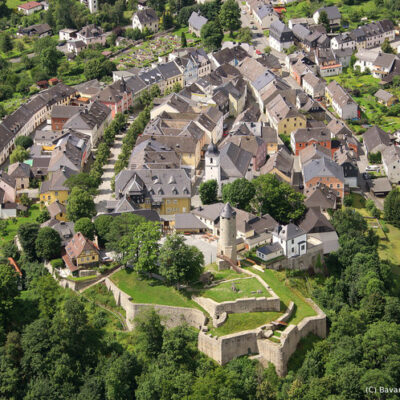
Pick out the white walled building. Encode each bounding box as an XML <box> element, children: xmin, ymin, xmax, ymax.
<box><xmin>204</xmin><ymin>141</ymin><xmax>221</xmax><ymax>195</ymax></box>
<box><xmin>272</xmin><ymin>223</ymin><xmax>307</xmax><ymax>258</ymax></box>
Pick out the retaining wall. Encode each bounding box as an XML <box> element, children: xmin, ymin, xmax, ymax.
<box><xmin>197</xmin><ymin>298</ymin><xmax>326</xmax><ymax>377</ymax></box>
<box><xmin>104</xmin><ymin>277</ymin><xmax>207</xmax><ymax>330</ymax></box>
<box><xmin>193</xmin><ymin>295</ymin><xmax>281</xmax><ymax>319</ymax></box>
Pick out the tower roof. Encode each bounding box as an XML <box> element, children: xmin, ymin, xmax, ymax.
<box><xmin>206</xmin><ymin>140</ymin><xmax>219</xmax><ymax>156</ymax></box>
<box><xmin>220</xmin><ymin>202</ymin><xmax>236</xmax><ymax>218</ymax></box>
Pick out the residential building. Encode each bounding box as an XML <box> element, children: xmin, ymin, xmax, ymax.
<box><xmin>291</xmin><ymin>127</ymin><xmax>332</xmax><ymax>156</ymax></box>
<box><xmin>272</xmin><ymin>223</ymin><xmax>307</xmax><ymax>258</ymax></box>
<box><xmin>96</xmin><ymin>79</ymin><xmax>133</xmax><ymax>118</ymax></box>
<box><xmin>252</xmin><ymin>4</ymin><xmax>279</xmax><ymax>29</ymax></box>
<box><xmin>333</xmin><ymin>146</ymin><xmax>359</xmax><ymax>188</ymax></box>
<box><xmin>0</xmin><ymin>172</ymin><xmax>16</xmax><ymax>203</ymax></box>
<box><xmin>304</xmin><ymin>183</ymin><xmax>337</xmax><ymax>211</ymax></box>
<box><xmin>363</xmin><ymin>125</ymin><xmax>392</xmax><ymax>155</ymax></box>
<box><xmin>325</xmin><ymin>81</ymin><xmax>358</xmax><ymax>120</ymax></box>
<box><xmin>114</xmin><ymin>169</ymin><xmax>191</xmax><ymax>215</ymax></box>
<box><xmin>332</xmin><ymin>48</ymin><xmax>353</xmax><ymax>68</ymax></box>
<box><xmin>39</xmin><ymin>166</ymin><xmax>75</xmax><ymax>206</ymax></box>
<box><xmin>59</xmin><ymin>28</ymin><xmax>77</xmax><ymax>41</ymax></box>
<box><xmin>188</xmin><ymin>11</ymin><xmax>208</xmax><ymax>37</ymax></box>
<box><xmin>315</xmin><ymin>48</ymin><xmax>342</xmax><ymax>77</ymax></box>
<box><xmin>157</xmin><ymin>61</ymin><xmax>184</xmax><ymax>93</ymax></box>
<box><xmin>299</xmin><ymin>208</ymin><xmax>339</xmax><ymax>254</ymax></box>
<box><xmin>265</xmin><ymin>94</ymin><xmax>306</xmax><ymax>135</ymax></box>
<box><xmin>132</xmin><ymin>8</ymin><xmax>159</xmax><ymax>32</ymax></box>
<box><xmin>327</xmin><ymin>119</ymin><xmax>352</xmax><ymax>139</ymax></box>
<box><xmin>303</xmin><ymin>157</ymin><xmax>345</xmax><ymax>199</ymax></box>
<box><xmin>8</xmin><ymin>162</ymin><xmax>32</xmax><ymax>190</ymax></box>
<box><xmin>354</xmin><ymin>49</ymin><xmax>377</xmax><ymax>73</ymax></box>
<box><xmin>17</xmin><ymin>1</ymin><xmax>42</xmax><ymax>14</ymax></box>
<box><xmin>47</xmin><ymin>200</ymin><xmax>67</xmax><ymax>221</ymax></box>
<box><xmin>76</xmin><ymin>24</ymin><xmax>106</xmax><ymax>46</ymax></box>
<box><xmin>17</xmin><ymin>23</ymin><xmax>52</xmax><ymax>37</ymax></box>
<box><xmin>259</xmin><ymin>147</ymin><xmax>293</xmax><ymax>183</ymax></box>
<box><xmin>64</xmin><ymin>232</ymin><xmax>100</xmax><ymax>274</ymax></box>
<box><xmin>269</xmin><ymin>20</ymin><xmax>294</xmax><ymax>52</ymax></box>
<box><xmin>0</xmin><ymin>83</ymin><xmax>76</xmax><ymax>164</ymax></box>
<box><xmin>313</xmin><ymin>6</ymin><xmax>341</xmax><ymax>27</ymax></box>
<box><xmin>375</xmin><ymin>89</ymin><xmax>397</xmax><ymax>107</ymax></box>
<box><xmin>382</xmin><ymin>145</ymin><xmax>400</xmax><ymax>184</ymax></box>
<box><xmin>42</xmin><ymin>220</ymin><xmax>75</xmax><ymax>246</ymax></box>
<box><xmin>51</xmin><ymin>105</ymin><xmax>81</xmax><ymax>131</ymax></box>
<box><xmin>63</xmin><ymin>100</ymin><xmax>112</xmax><ymax>146</ymax></box>
<box><xmin>209</xmin><ymin>45</ymin><xmax>249</xmax><ymax>68</ymax></box>
<box><xmin>372</xmin><ymin>52</ymin><xmax>397</xmax><ymax>79</ymax></box>
<box><xmin>302</xmin><ymin>72</ymin><xmax>326</xmax><ymax>99</ymax></box>
<box><xmin>370</xmin><ymin>176</ymin><xmax>392</xmax><ymax>196</ymax></box>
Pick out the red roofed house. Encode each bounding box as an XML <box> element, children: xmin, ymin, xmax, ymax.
<box><xmin>63</xmin><ymin>232</ymin><xmax>100</xmax><ymax>274</ymax></box>
<box><xmin>17</xmin><ymin>1</ymin><xmax>42</xmax><ymax>15</ymax></box>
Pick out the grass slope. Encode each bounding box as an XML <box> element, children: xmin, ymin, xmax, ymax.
<box><xmin>287</xmin><ymin>333</ymin><xmax>322</xmax><ymax>373</ymax></box>
<box><xmin>250</xmin><ymin>268</ymin><xmax>317</xmax><ymax>324</ymax></box>
<box><xmin>111</xmin><ymin>269</ymin><xmax>203</xmax><ymax>310</ymax></box>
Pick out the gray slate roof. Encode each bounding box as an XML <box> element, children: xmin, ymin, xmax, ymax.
<box><xmin>188</xmin><ymin>11</ymin><xmax>208</xmax><ymax>31</ymax></box>
<box><xmin>303</xmin><ymin>157</ymin><xmax>344</xmax><ymax>183</ymax></box>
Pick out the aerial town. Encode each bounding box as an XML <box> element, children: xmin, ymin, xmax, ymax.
<box><xmin>1</xmin><ymin>0</ymin><xmax>400</xmax><ymax>398</ymax></box>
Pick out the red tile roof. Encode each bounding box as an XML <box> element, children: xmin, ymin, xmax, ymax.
<box><xmin>18</xmin><ymin>1</ymin><xmax>42</xmax><ymax>10</ymax></box>
<box><xmin>8</xmin><ymin>257</ymin><xmax>22</xmax><ymax>277</ymax></box>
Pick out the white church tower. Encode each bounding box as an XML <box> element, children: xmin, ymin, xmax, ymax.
<box><xmin>205</xmin><ymin>140</ymin><xmax>221</xmax><ymax>195</ymax></box>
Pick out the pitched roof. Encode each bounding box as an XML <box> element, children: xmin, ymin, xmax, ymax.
<box><xmin>63</xmin><ymin>101</ymin><xmax>111</xmax><ymax>131</ymax></box>
<box><xmin>274</xmin><ymin>223</ymin><xmax>305</xmax><ymax>241</ymax></box>
<box><xmin>363</xmin><ymin>125</ymin><xmax>391</xmax><ymax>153</ymax></box>
<box><xmin>299</xmin><ymin>207</ymin><xmax>334</xmax><ymax>233</ymax></box>
<box><xmin>260</xmin><ymin>147</ymin><xmax>293</xmax><ymax>178</ymax></box>
<box><xmin>375</xmin><ymin>89</ymin><xmax>396</xmax><ymax>103</ymax></box>
<box><xmin>175</xmin><ymin>213</ymin><xmax>208</xmax><ymax>230</ymax></box>
<box><xmin>47</xmin><ymin>200</ymin><xmax>66</xmax><ymax>218</ymax></box>
<box><xmin>292</xmin><ymin>127</ymin><xmax>331</xmax><ymax>144</ymax></box>
<box><xmin>188</xmin><ymin>11</ymin><xmax>208</xmax><ymax>31</ymax></box>
<box><xmin>304</xmin><ymin>184</ymin><xmax>337</xmax><ymax>209</ymax></box>
<box><xmin>315</xmin><ymin>5</ymin><xmax>341</xmax><ymax>20</ymax></box>
<box><xmin>220</xmin><ymin>142</ymin><xmax>252</xmax><ymax>179</ymax></box>
<box><xmin>39</xmin><ymin>167</ymin><xmax>75</xmax><ymax>193</ymax></box>
<box><xmin>8</xmin><ymin>162</ymin><xmax>32</xmax><ymax>179</ymax></box>
<box><xmin>134</xmin><ymin>8</ymin><xmax>158</xmax><ymax>24</ymax></box>
<box><xmin>299</xmin><ymin>143</ymin><xmax>332</xmax><ymax>165</ymax></box>
<box><xmin>18</xmin><ymin>1</ymin><xmax>41</xmax><ymax>9</ymax></box>
<box><xmin>303</xmin><ymin>157</ymin><xmax>344</xmax><ymax>183</ymax></box>
<box><xmin>65</xmin><ymin>232</ymin><xmax>99</xmax><ymax>260</ymax></box>
<box><xmin>326</xmin><ymin>80</ymin><xmax>357</xmax><ymax>109</ymax></box>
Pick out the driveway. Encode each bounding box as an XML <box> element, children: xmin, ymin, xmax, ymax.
<box><xmin>94</xmin><ymin>133</ymin><xmax>123</xmax><ymax>213</ymax></box>
<box><xmin>183</xmin><ymin>234</ymin><xmax>218</xmax><ymax>265</ymax></box>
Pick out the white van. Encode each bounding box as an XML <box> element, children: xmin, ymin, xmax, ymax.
<box><xmin>365</xmin><ymin>165</ymin><xmax>380</xmax><ymax>172</ymax></box>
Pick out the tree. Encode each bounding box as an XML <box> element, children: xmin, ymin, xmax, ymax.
<box><xmin>15</xmin><ymin>136</ymin><xmax>33</xmax><ymax>149</ymax></box>
<box><xmin>0</xmin><ymin>34</ymin><xmax>12</xmax><ymax>53</ymax></box>
<box><xmin>94</xmin><ymin>215</ymin><xmax>113</xmax><ymax>247</ymax></box>
<box><xmin>36</xmin><ymin>209</ymin><xmax>50</xmax><ymax>224</ymax></box>
<box><xmin>40</xmin><ymin>47</ymin><xmax>62</xmax><ymax>76</ymax></box>
<box><xmin>18</xmin><ymin>223</ymin><xmax>40</xmax><ymax>260</ymax></box>
<box><xmin>381</xmin><ymin>38</ymin><xmax>395</xmax><ymax>54</ymax></box>
<box><xmin>35</xmin><ymin>227</ymin><xmax>61</xmax><ymax>260</ymax></box>
<box><xmin>251</xmin><ymin>174</ymin><xmax>306</xmax><ymax>223</ymax></box>
<box><xmin>219</xmin><ymin>0</ymin><xmax>241</xmax><ymax>36</ymax></box>
<box><xmin>133</xmin><ymin>308</ymin><xmax>164</xmax><ymax>362</ymax></box>
<box><xmin>199</xmin><ymin>179</ymin><xmax>218</xmax><ymax>205</ymax></box>
<box><xmin>1</xmin><ymin>241</ymin><xmax>19</xmax><ymax>261</ymax></box>
<box><xmin>158</xmin><ymin>234</ymin><xmax>204</xmax><ymax>285</ymax></box>
<box><xmin>201</xmin><ymin>20</ymin><xmax>223</xmax><ymax>51</ymax></box>
<box><xmin>9</xmin><ymin>146</ymin><xmax>29</xmax><ymax>164</ymax></box>
<box><xmin>66</xmin><ymin>187</ymin><xmax>96</xmax><ymax>222</ymax></box>
<box><xmin>0</xmin><ymin>263</ymin><xmax>19</xmax><ymax>326</ymax></box>
<box><xmin>318</xmin><ymin>10</ymin><xmax>330</xmax><ymax>32</ymax></box>
<box><xmin>237</xmin><ymin>27</ymin><xmax>252</xmax><ymax>43</ymax></box>
<box><xmin>181</xmin><ymin>31</ymin><xmax>187</xmax><ymax>47</ymax></box>
<box><xmin>0</xmin><ymin>219</ymin><xmax>8</xmax><ymax>237</ymax></box>
<box><xmin>343</xmin><ymin>195</ymin><xmax>353</xmax><ymax>207</ymax></box>
<box><xmin>74</xmin><ymin>218</ymin><xmax>95</xmax><ymax>240</ymax></box>
<box><xmin>384</xmin><ymin>188</ymin><xmax>400</xmax><ymax>227</ymax></box>
<box><xmin>222</xmin><ymin>178</ymin><xmax>255</xmax><ymax>211</ymax></box>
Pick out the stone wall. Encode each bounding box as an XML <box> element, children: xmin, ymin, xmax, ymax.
<box><xmin>104</xmin><ymin>277</ymin><xmax>207</xmax><ymax>330</ymax></box>
<box><xmin>193</xmin><ymin>295</ymin><xmax>281</xmax><ymax>319</ymax></box>
<box><xmin>197</xmin><ymin>298</ymin><xmax>326</xmax><ymax>377</ymax></box>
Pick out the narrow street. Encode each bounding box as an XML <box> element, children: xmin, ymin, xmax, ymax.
<box><xmin>94</xmin><ymin>133</ymin><xmax>123</xmax><ymax>213</ymax></box>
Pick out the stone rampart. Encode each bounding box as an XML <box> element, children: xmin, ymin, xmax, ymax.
<box><xmin>104</xmin><ymin>277</ymin><xmax>207</xmax><ymax>330</ymax></box>
<box><xmin>193</xmin><ymin>295</ymin><xmax>280</xmax><ymax>319</ymax></box>
<box><xmin>197</xmin><ymin>298</ymin><xmax>326</xmax><ymax>377</ymax></box>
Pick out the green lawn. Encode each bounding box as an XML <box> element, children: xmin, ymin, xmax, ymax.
<box><xmin>209</xmin><ymin>311</ymin><xmax>282</xmax><ymax>336</ymax></box>
<box><xmin>204</xmin><ymin>262</ymin><xmax>245</xmax><ymax>281</ymax></box>
<box><xmin>111</xmin><ymin>269</ymin><xmax>203</xmax><ymax>310</ymax></box>
<box><xmin>0</xmin><ymin>204</ymin><xmax>41</xmax><ymax>243</ymax></box>
<box><xmin>202</xmin><ymin>278</ymin><xmax>269</xmax><ymax>303</ymax></box>
<box><xmin>287</xmin><ymin>333</ymin><xmax>322</xmax><ymax>373</ymax></box>
<box><xmin>250</xmin><ymin>268</ymin><xmax>317</xmax><ymax>324</ymax></box>
<box><xmin>6</xmin><ymin>0</ymin><xmax>22</xmax><ymax>9</ymax></box>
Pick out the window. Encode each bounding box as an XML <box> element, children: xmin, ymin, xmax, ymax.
<box><xmin>291</xmin><ymin>247</ymin><xmax>294</xmax><ymax>253</ymax></box>
<box><xmin>337</xmin><ymin>184</ymin><xmax>340</xmax><ymax>188</ymax></box>
<box><xmin>301</xmin><ymin>245</ymin><xmax>305</xmax><ymax>250</ymax></box>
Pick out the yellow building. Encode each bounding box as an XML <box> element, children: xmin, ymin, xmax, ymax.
<box><xmin>39</xmin><ymin>169</ymin><xmax>72</xmax><ymax>206</ymax></box>
<box><xmin>64</xmin><ymin>232</ymin><xmax>100</xmax><ymax>274</ymax></box>
<box><xmin>47</xmin><ymin>200</ymin><xmax>68</xmax><ymax>221</ymax></box>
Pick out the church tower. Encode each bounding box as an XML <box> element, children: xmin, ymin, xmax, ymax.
<box><xmin>204</xmin><ymin>140</ymin><xmax>221</xmax><ymax>195</ymax></box>
<box><xmin>217</xmin><ymin>203</ymin><xmax>237</xmax><ymax>270</ymax></box>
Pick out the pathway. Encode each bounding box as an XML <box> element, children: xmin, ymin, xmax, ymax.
<box><xmin>94</xmin><ymin>133</ymin><xmax>124</xmax><ymax>213</ymax></box>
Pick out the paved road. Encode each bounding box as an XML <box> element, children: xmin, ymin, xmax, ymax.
<box><xmin>94</xmin><ymin>133</ymin><xmax>124</xmax><ymax>213</ymax></box>
<box><xmin>9</xmin><ymin>52</ymin><xmax>35</xmax><ymax>63</ymax></box>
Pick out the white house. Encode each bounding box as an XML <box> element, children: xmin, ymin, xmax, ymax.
<box><xmin>313</xmin><ymin>6</ymin><xmax>341</xmax><ymax>27</ymax></box>
<box><xmin>272</xmin><ymin>223</ymin><xmax>307</xmax><ymax>258</ymax></box>
<box><xmin>354</xmin><ymin>49</ymin><xmax>377</xmax><ymax>73</ymax></box>
<box><xmin>252</xmin><ymin>4</ymin><xmax>279</xmax><ymax>30</ymax></box>
<box><xmin>132</xmin><ymin>8</ymin><xmax>159</xmax><ymax>32</ymax></box>
<box><xmin>17</xmin><ymin>1</ymin><xmax>42</xmax><ymax>15</ymax></box>
<box><xmin>59</xmin><ymin>29</ymin><xmax>77</xmax><ymax>41</ymax></box>
<box><xmin>80</xmin><ymin>0</ymin><xmax>98</xmax><ymax>13</ymax></box>
<box><xmin>382</xmin><ymin>145</ymin><xmax>400</xmax><ymax>184</ymax></box>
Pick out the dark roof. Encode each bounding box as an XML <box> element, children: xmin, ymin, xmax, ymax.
<box><xmin>175</xmin><ymin>213</ymin><xmax>208</xmax><ymax>230</ymax></box>
<box><xmin>8</xmin><ymin>162</ymin><xmax>32</xmax><ymax>179</ymax></box>
<box><xmin>212</xmin><ymin>46</ymin><xmax>249</xmax><ymax>65</ymax></box>
<box><xmin>274</xmin><ymin>223</ymin><xmax>305</xmax><ymax>240</ymax></box>
<box><xmin>370</xmin><ymin>177</ymin><xmax>392</xmax><ymax>194</ymax></box>
<box><xmin>135</xmin><ymin>8</ymin><xmax>158</xmax><ymax>24</ymax></box>
<box><xmin>304</xmin><ymin>184</ymin><xmax>337</xmax><ymax>209</ymax></box>
<box><xmin>220</xmin><ymin>202</ymin><xmax>235</xmax><ymax>218</ymax></box>
<box><xmin>303</xmin><ymin>157</ymin><xmax>344</xmax><ymax>183</ymax></box>
<box><xmin>257</xmin><ymin>242</ymin><xmax>282</xmax><ymax>255</ymax></box>
<box><xmin>315</xmin><ymin>6</ymin><xmax>341</xmax><ymax>20</ymax></box>
<box><xmin>188</xmin><ymin>11</ymin><xmax>208</xmax><ymax>31</ymax></box>
<box><xmin>299</xmin><ymin>207</ymin><xmax>334</xmax><ymax>233</ymax></box>
<box><xmin>220</xmin><ymin>142</ymin><xmax>252</xmax><ymax>179</ymax></box>
<box><xmin>363</xmin><ymin>125</ymin><xmax>391</xmax><ymax>153</ymax></box>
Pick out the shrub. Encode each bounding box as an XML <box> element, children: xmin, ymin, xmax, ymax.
<box><xmin>343</xmin><ymin>195</ymin><xmax>353</xmax><ymax>207</ymax></box>
<box><xmin>50</xmin><ymin>258</ymin><xmax>64</xmax><ymax>270</ymax></box>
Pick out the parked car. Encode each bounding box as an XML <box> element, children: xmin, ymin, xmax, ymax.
<box><xmin>366</xmin><ymin>165</ymin><xmax>380</xmax><ymax>172</ymax></box>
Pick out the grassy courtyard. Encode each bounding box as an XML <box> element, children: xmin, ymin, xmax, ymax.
<box><xmin>209</xmin><ymin>311</ymin><xmax>282</xmax><ymax>336</ymax></box>
<box><xmin>111</xmin><ymin>269</ymin><xmax>203</xmax><ymax>310</ymax></box>
<box><xmin>202</xmin><ymin>278</ymin><xmax>269</xmax><ymax>303</ymax></box>
<box><xmin>249</xmin><ymin>268</ymin><xmax>317</xmax><ymax>324</ymax></box>
<box><xmin>0</xmin><ymin>204</ymin><xmax>41</xmax><ymax>243</ymax></box>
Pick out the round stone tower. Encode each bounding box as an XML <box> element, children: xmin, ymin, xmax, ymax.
<box><xmin>217</xmin><ymin>202</ymin><xmax>237</xmax><ymax>270</ymax></box>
